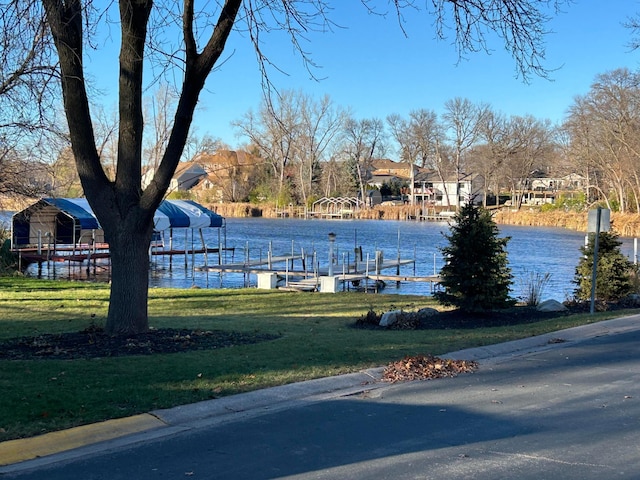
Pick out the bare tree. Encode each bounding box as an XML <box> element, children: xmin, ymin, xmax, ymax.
<box><xmin>233</xmin><ymin>92</ymin><xmax>300</xmax><ymax>205</ymax></box>
<box><xmin>48</xmin><ymin>145</ymin><xmax>82</xmax><ymax>197</ymax></box>
<box><xmin>429</xmin><ymin>0</ymin><xmax>566</xmax><ymax>81</ymax></box>
<box><xmin>143</xmin><ymin>84</ymin><xmax>178</xmax><ymax>172</ymax></box>
<box><xmin>388</xmin><ymin>109</ymin><xmax>449</xmax><ymax>205</ymax></box>
<box><xmin>235</xmin><ymin>90</ymin><xmax>345</xmax><ymax>205</ymax></box>
<box><xmin>624</xmin><ymin>12</ymin><xmax>640</xmax><ymax>52</ymax></box>
<box><xmin>563</xmin><ymin>98</ymin><xmax>608</xmax><ymax>207</ymax></box>
<box><xmin>388</xmin><ymin>109</ymin><xmax>444</xmax><ymax>169</ymax></box>
<box><xmin>565</xmin><ymin>68</ymin><xmax>640</xmax><ymax>213</ymax></box>
<box><xmin>467</xmin><ymin>143</ymin><xmax>497</xmax><ymax>206</ymax></box>
<box><xmin>0</xmin><ymin>1</ymin><xmax>61</xmax><ymax>202</ymax></box>
<box><xmin>0</xmin><ymin>1</ymin><xmax>58</xmax><ymax>131</ymax></box>
<box><xmin>31</xmin><ymin>0</ymin><xmax>571</xmax><ymax>335</ymax></box>
<box><xmin>0</xmin><ymin>143</ymin><xmax>51</xmax><ymax>199</ymax></box>
<box><xmin>295</xmin><ymin>93</ymin><xmax>345</xmax><ymax>205</ymax></box>
<box><xmin>442</xmin><ymin>97</ymin><xmax>489</xmax><ymax>208</ymax></box>
<box><xmin>501</xmin><ymin>115</ymin><xmax>555</xmax><ymax>208</ymax></box>
<box><xmin>320</xmin><ymin>156</ymin><xmax>352</xmax><ymax>197</ymax></box>
<box><xmin>183</xmin><ymin>134</ymin><xmax>228</xmax><ymax>165</ymax></box>
<box><xmin>342</xmin><ymin>116</ymin><xmax>386</xmax><ymax>204</ymax></box>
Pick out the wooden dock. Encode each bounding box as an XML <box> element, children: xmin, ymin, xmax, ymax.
<box><xmin>199</xmin><ymin>254</ymin><xmax>440</xmax><ymax>293</ymax></box>
<box><xmin>198</xmin><ymin>254</ymin><xmax>308</xmax><ymax>274</ymax></box>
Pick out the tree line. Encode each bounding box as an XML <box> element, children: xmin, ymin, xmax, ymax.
<box><xmin>39</xmin><ymin>69</ymin><xmax>640</xmax><ymax>214</ymax></box>
<box><xmin>187</xmin><ymin>68</ymin><xmax>640</xmax><ymax>214</ymax></box>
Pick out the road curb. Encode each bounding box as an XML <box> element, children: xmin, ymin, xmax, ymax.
<box><xmin>0</xmin><ymin>413</ymin><xmax>166</xmax><ymax>467</ymax></box>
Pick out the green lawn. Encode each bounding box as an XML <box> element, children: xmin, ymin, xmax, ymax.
<box><xmin>0</xmin><ymin>277</ymin><xmax>634</xmax><ymax>441</ymax></box>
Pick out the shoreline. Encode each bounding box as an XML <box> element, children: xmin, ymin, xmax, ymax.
<box><xmin>4</xmin><ymin>196</ymin><xmax>639</xmax><ymax>238</ymax></box>
<box><xmin>207</xmin><ymin>202</ymin><xmax>640</xmax><ymax>238</ymax></box>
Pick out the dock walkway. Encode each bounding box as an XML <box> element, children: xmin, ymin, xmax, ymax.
<box><xmin>201</xmin><ymin>254</ymin><xmax>439</xmax><ymax>293</ymax></box>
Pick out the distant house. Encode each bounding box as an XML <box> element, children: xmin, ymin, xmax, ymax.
<box><xmin>560</xmin><ymin>173</ymin><xmax>587</xmax><ymax>190</ymax></box>
<box><xmin>521</xmin><ymin>170</ymin><xmax>587</xmax><ymax>192</ymax></box>
<box><xmin>367</xmin><ymin>174</ymin><xmax>403</xmax><ymax>189</ymax></box>
<box><xmin>143</xmin><ymin>150</ymin><xmax>262</xmax><ymax>202</ymax></box>
<box><xmin>171</xmin><ymin>162</ymin><xmax>208</xmax><ymax>191</ymax></box>
<box><xmin>411</xmin><ymin>171</ymin><xmax>485</xmax><ymax>208</ymax></box>
<box><xmin>141</xmin><ymin>161</ymin><xmax>207</xmax><ymax>191</ymax></box>
<box><xmin>518</xmin><ymin>170</ymin><xmax>588</xmax><ymax>206</ymax></box>
<box><xmin>192</xmin><ymin>150</ymin><xmax>262</xmax><ymax>202</ymax></box>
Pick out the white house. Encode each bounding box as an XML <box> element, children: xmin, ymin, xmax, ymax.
<box><xmin>411</xmin><ymin>171</ymin><xmax>485</xmax><ymax>208</ymax></box>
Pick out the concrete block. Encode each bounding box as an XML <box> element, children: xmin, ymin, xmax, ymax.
<box><xmin>319</xmin><ymin>276</ymin><xmax>339</xmax><ymax>293</ymax></box>
<box><xmin>257</xmin><ymin>272</ymin><xmax>279</xmax><ymax>290</ymax></box>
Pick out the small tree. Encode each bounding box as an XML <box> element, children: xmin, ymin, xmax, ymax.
<box><xmin>573</xmin><ymin>231</ymin><xmax>638</xmax><ymax>302</ymax></box>
<box><xmin>435</xmin><ymin>203</ymin><xmax>514</xmax><ymax>312</ymax></box>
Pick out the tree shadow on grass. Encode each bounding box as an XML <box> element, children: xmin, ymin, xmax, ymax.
<box><xmin>0</xmin><ymin>325</ymin><xmax>281</xmax><ymax>360</ymax></box>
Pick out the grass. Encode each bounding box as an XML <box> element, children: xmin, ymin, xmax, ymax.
<box><xmin>0</xmin><ymin>276</ymin><xmax>637</xmax><ymax>442</ymax></box>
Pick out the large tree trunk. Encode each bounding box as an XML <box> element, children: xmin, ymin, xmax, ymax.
<box><xmin>105</xmin><ymin>221</ymin><xmax>153</xmax><ymax>335</ymax></box>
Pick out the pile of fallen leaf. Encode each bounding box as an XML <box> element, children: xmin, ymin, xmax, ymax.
<box><xmin>382</xmin><ymin>354</ymin><xmax>478</xmax><ymax>383</ymax></box>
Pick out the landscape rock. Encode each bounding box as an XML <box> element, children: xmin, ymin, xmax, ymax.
<box><xmin>536</xmin><ymin>299</ymin><xmax>567</xmax><ymax>312</ymax></box>
<box><xmin>379</xmin><ymin>310</ymin><xmax>402</xmax><ymax>327</ymax></box>
<box><xmin>417</xmin><ymin>307</ymin><xmax>439</xmax><ymax>318</ymax></box>
<box><xmin>623</xmin><ymin>293</ymin><xmax>640</xmax><ymax>307</ymax></box>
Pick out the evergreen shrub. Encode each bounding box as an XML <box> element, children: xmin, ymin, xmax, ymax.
<box><xmin>434</xmin><ymin>203</ymin><xmax>514</xmax><ymax>313</ymax></box>
<box><xmin>573</xmin><ymin>231</ymin><xmax>638</xmax><ymax>302</ymax></box>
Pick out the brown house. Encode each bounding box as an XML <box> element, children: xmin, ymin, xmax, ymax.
<box><xmin>184</xmin><ymin>150</ymin><xmax>263</xmax><ymax>202</ymax></box>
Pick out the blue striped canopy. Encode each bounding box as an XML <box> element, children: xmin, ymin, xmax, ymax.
<box><xmin>40</xmin><ymin>198</ymin><xmax>224</xmax><ymax>231</ymax></box>
<box><xmin>153</xmin><ymin>199</ymin><xmax>224</xmax><ymax>230</ymax></box>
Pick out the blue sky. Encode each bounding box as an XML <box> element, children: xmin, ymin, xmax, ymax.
<box><xmin>88</xmin><ymin>1</ymin><xmax>640</xmax><ymax>152</ymax></box>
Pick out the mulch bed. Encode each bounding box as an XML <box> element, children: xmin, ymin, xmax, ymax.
<box><xmin>0</xmin><ymin>325</ymin><xmax>280</xmax><ymax>360</ymax></box>
<box><xmin>353</xmin><ymin>305</ymin><xmax>569</xmax><ymax>330</ymax></box>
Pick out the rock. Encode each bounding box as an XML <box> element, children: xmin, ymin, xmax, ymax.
<box><xmin>536</xmin><ymin>299</ymin><xmax>567</xmax><ymax>312</ymax></box>
<box><xmin>417</xmin><ymin>307</ymin><xmax>439</xmax><ymax>318</ymax></box>
<box><xmin>624</xmin><ymin>293</ymin><xmax>640</xmax><ymax>307</ymax></box>
<box><xmin>379</xmin><ymin>310</ymin><xmax>402</xmax><ymax>327</ymax></box>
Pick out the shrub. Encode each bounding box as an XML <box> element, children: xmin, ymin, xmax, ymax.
<box><xmin>518</xmin><ymin>270</ymin><xmax>552</xmax><ymax>306</ymax></box>
<box><xmin>0</xmin><ymin>227</ymin><xmax>17</xmax><ymax>274</ymax></box>
<box><xmin>573</xmin><ymin>231</ymin><xmax>638</xmax><ymax>302</ymax></box>
<box><xmin>435</xmin><ymin>203</ymin><xmax>514</xmax><ymax>313</ymax></box>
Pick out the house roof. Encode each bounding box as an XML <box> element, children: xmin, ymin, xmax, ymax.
<box><xmin>370</xmin><ymin>159</ymin><xmax>415</xmax><ymax>177</ymax></box>
<box><xmin>413</xmin><ymin>171</ymin><xmax>481</xmax><ymax>183</ymax></box>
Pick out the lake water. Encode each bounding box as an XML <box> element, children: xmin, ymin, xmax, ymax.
<box><xmin>3</xmin><ymin>212</ymin><xmax>638</xmax><ymax>302</ymax></box>
<box><xmin>152</xmin><ymin>217</ymin><xmax>637</xmax><ymax>302</ymax></box>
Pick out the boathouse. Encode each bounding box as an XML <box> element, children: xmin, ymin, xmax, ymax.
<box><xmin>11</xmin><ymin>197</ymin><xmax>224</xmax><ymax>248</ymax></box>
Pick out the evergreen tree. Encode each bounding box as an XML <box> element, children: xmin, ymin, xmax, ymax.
<box><xmin>573</xmin><ymin>231</ymin><xmax>638</xmax><ymax>302</ymax></box>
<box><xmin>435</xmin><ymin>204</ymin><xmax>514</xmax><ymax>312</ymax></box>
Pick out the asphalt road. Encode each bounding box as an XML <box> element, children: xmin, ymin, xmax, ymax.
<box><xmin>4</xmin><ymin>315</ymin><xmax>640</xmax><ymax>479</ymax></box>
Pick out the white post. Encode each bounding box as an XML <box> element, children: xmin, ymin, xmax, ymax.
<box><xmin>365</xmin><ymin>252</ymin><xmax>370</xmax><ymax>293</ymax></box>
<box><xmin>590</xmin><ymin>207</ymin><xmax>602</xmax><ymax>315</ymax></box>
<box><xmin>328</xmin><ymin>232</ymin><xmax>336</xmax><ymax>276</ymax></box>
